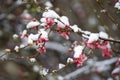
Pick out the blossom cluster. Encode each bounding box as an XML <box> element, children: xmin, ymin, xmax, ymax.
<box><xmin>114</xmin><ymin>0</ymin><xmax>120</xmax><ymax>10</ymax></box>
<box><xmin>10</xmin><ymin>8</ymin><xmax>113</xmax><ymax>67</ymax></box>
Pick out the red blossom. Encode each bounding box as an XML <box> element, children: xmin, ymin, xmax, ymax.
<box><xmin>57</xmin><ymin>26</ymin><xmax>70</xmax><ymax>40</ymax></box>
<box><xmin>116</xmin><ymin>58</ymin><xmax>120</xmax><ymax>67</ymax></box>
<box><xmin>45</xmin><ymin>17</ymin><xmax>55</xmax><ymax>28</ymax></box>
<box><xmin>83</xmin><ymin>39</ymin><xmax>96</xmax><ymax>49</ymax></box>
<box><xmin>83</xmin><ymin>39</ymin><xmax>112</xmax><ymax>58</ymax></box>
<box><xmin>37</xmin><ymin>46</ymin><xmax>46</xmax><ymax>54</ymax></box>
<box><xmin>38</xmin><ymin>38</ymin><xmax>49</xmax><ymax>43</ymax></box>
<box><xmin>20</xmin><ymin>34</ymin><xmax>29</xmax><ymax>39</ymax></box>
<box><xmin>101</xmin><ymin>48</ymin><xmax>112</xmax><ymax>58</ymax></box>
<box><xmin>74</xmin><ymin>53</ymin><xmax>87</xmax><ymax>67</ymax></box>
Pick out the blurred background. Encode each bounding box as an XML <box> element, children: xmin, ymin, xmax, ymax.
<box><xmin>0</xmin><ymin>0</ymin><xmax>120</xmax><ymax>80</ymax></box>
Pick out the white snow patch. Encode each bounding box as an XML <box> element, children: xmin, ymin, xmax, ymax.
<box><xmin>99</xmin><ymin>31</ymin><xmax>108</xmax><ymax>39</ymax></box>
<box><xmin>88</xmin><ymin>33</ymin><xmax>99</xmax><ymax>43</ymax></box>
<box><xmin>33</xmin><ymin>65</ymin><xmax>39</xmax><ymax>72</ymax></box>
<box><xmin>112</xmin><ymin>67</ymin><xmax>120</xmax><ymax>74</ymax></box>
<box><xmin>42</xmin><ymin>10</ymin><xmax>60</xmax><ymax>18</ymax></box>
<box><xmin>39</xmin><ymin>29</ymin><xmax>48</xmax><ymax>39</ymax></box>
<box><xmin>39</xmin><ymin>68</ymin><xmax>49</xmax><ymax>76</ymax></box>
<box><xmin>114</xmin><ymin>1</ymin><xmax>120</xmax><ymax>10</ymax></box>
<box><xmin>20</xmin><ymin>44</ymin><xmax>25</xmax><ymax>48</ymax></box>
<box><xmin>70</xmin><ymin>25</ymin><xmax>82</xmax><ymax>32</ymax></box>
<box><xmin>26</xmin><ymin>21</ymin><xmax>40</xmax><ymax>29</ymax></box>
<box><xmin>30</xmin><ymin>58</ymin><xmax>36</xmax><ymax>62</ymax></box>
<box><xmin>60</xmin><ymin>16</ymin><xmax>69</xmax><ymax>26</ymax></box>
<box><xmin>14</xmin><ymin>46</ymin><xmax>19</xmax><ymax>52</ymax></box>
<box><xmin>67</xmin><ymin>58</ymin><xmax>74</xmax><ymax>63</ymax></box>
<box><xmin>59</xmin><ymin>63</ymin><xmax>65</xmax><ymax>69</ymax></box>
<box><xmin>73</xmin><ymin>45</ymin><xmax>84</xmax><ymax>58</ymax></box>
<box><xmin>45</xmin><ymin>1</ymin><xmax>53</xmax><ymax>8</ymax></box>
<box><xmin>13</xmin><ymin>34</ymin><xmax>18</xmax><ymax>39</ymax></box>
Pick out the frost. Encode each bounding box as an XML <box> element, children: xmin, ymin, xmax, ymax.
<box><xmin>42</xmin><ymin>10</ymin><xmax>60</xmax><ymax>18</ymax></box>
<box><xmin>26</xmin><ymin>21</ymin><xmax>40</xmax><ymax>29</ymax></box>
<box><xmin>88</xmin><ymin>33</ymin><xmax>99</xmax><ymax>43</ymax></box>
<box><xmin>14</xmin><ymin>46</ymin><xmax>19</xmax><ymax>52</ymax></box>
<box><xmin>59</xmin><ymin>63</ymin><xmax>65</xmax><ymax>69</ymax></box>
<box><xmin>70</xmin><ymin>25</ymin><xmax>82</xmax><ymax>32</ymax></box>
<box><xmin>73</xmin><ymin>45</ymin><xmax>84</xmax><ymax>58</ymax></box>
<box><xmin>30</xmin><ymin>58</ymin><xmax>36</xmax><ymax>62</ymax></box>
<box><xmin>99</xmin><ymin>31</ymin><xmax>108</xmax><ymax>39</ymax></box>
<box><xmin>114</xmin><ymin>1</ymin><xmax>120</xmax><ymax>10</ymax></box>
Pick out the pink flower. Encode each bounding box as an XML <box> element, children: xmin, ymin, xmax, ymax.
<box><xmin>101</xmin><ymin>48</ymin><xmax>112</xmax><ymax>58</ymax></box>
<box><xmin>83</xmin><ymin>39</ymin><xmax>96</xmax><ymax>49</ymax></box>
<box><xmin>46</xmin><ymin>17</ymin><xmax>55</xmax><ymax>25</ymax></box>
<box><xmin>116</xmin><ymin>58</ymin><xmax>120</xmax><ymax>67</ymax></box>
<box><xmin>96</xmin><ymin>40</ymin><xmax>112</xmax><ymax>58</ymax></box>
<box><xmin>37</xmin><ymin>46</ymin><xmax>46</xmax><ymax>54</ymax></box>
<box><xmin>45</xmin><ymin>17</ymin><xmax>55</xmax><ymax>28</ymax></box>
<box><xmin>39</xmin><ymin>37</ymin><xmax>49</xmax><ymax>43</ymax></box>
<box><xmin>74</xmin><ymin>53</ymin><xmax>87</xmax><ymax>67</ymax></box>
<box><xmin>57</xmin><ymin>26</ymin><xmax>70</xmax><ymax>40</ymax></box>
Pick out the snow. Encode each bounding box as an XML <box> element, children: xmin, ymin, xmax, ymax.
<box><xmin>70</xmin><ymin>25</ymin><xmax>82</xmax><ymax>32</ymax></box>
<box><xmin>13</xmin><ymin>34</ymin><xmax>18</xmax><ymax>39</ymax></box>
<box><xmin>14</xmin><ymin>46</ymin><xmax>19</xmax><ymax>52</ymax></box>
<box><xmin>84</xmin><ymin>31</ymin><xmax>91</xmax><ymax>35</ymax></box>
<box><xmin>5</xmin><ymin>49</ymin><xmax>11</xmax><ymax>52</ymax></box>
<box><xmin>73</xmin><ymin>45</ymin><xmax>84</xmax><ymax>58</ymax></box>
<box><xmin>60</xmin><ymin>16</ymin><xmax>70</xmax><ymax>26</ymax></box>
<box><xmin>99</xmin><ymin>31</ymin><xmax>108</xmax><ymax>39</ymax></box>
<box><xmin>26</xmin><ymin>21</ymin><xmax>40</xmax><ymax>29</ymax></box>
<box><xmin>55</xmin><ymin>19</ymin><xmax>65</xmax><ymax>28</ymax></box>
<box><xmin>39</xmin><ymin>29</ymin><xmax>48</xmax><ymax>39</ymax></box>
<box><xmin>59</xmin><ymin>63</ymin><xmax>65</xmax><ymax>69</ymax></box>
<box><xmin>30</xmin><ymin>58</ymin><xmax>36</xmax><ymax>62</ymax></box>
<box><xmin>42</xmin><ymin>10</ymin><xmax>60</xmax><ymax>18</ymax></box>
<box><xmin>88</xmin><ymin>33</ymin><xmax>99</xmax><ymax>43</ymax></box>
<box><xmin>40</xmin><ymin>18</ymin><xmax>46</xmax><ymax>23</ymax></box>
<box><xmin>28</xmin><ymin>38</ymin><xmax>33</xmax><ymax>45</ymax></box>
<box><xmin>33</xmin><ymin>65</ymin><xmax>39</xmax><ymax>72</ymax></box>
<box><xmin>67</xmin><ymin>58</ymin><xmax>74</xmax><ymax>63</ymax></box>
<box><xmin>57</xmin><ymin>76</ymin><xmax>64</xmax><ymax>80</ymax></box>
<box><xmin>114</xmin><ymin>1</ymin><xmax>120</xmax><ymax>10</ymax></box>
<box><xmin>55</xmin><ymin>16</ymin><xmax>70</xmax><ymax>28</ymax></box>
<box><xmin>21</xmin><ymin>10</ymin><xmax>32</xmax><ymax>19</ymax></box>
<box><xmin>112</xmin><ymin>67</ymin><xmax>120</xmax><ymax>75</ymax></box>
<box><xmin>20</xmin><ymin>44</ymin><xmax>25</xmax><ymax>48</ymax></box>
<box><xmin>28</xmin><ymin>34</ymin><xmax>40</xmax><ymax>41</ymax></box>
<box><xmin>39</xmin><ymin>68</ymin><xmax>49</xmax><ymax>76</ymax></box>
<box><xmin>45</xmin><ymin>1</ymin><xmax>53</xmax><ymax>8</ymax></box>
<box><xmin>28</xmin><ymin>33</ymin><xmax>40</xmax><ymax>45</ymax></box>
